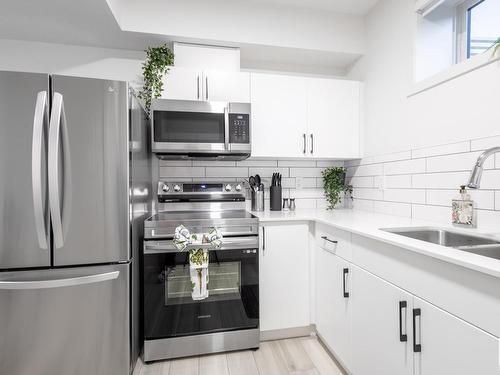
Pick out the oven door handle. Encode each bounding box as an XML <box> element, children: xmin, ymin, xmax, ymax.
<box><xmin>144</xmin><ymin>236</ymin><xmax>259</xmax><ymax>254</ymax></box>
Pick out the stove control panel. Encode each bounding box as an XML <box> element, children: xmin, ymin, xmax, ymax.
<box><xmin>157</xmin><ymin>181</ymin><xmax>246</xmax><ymax>202</ymax></box>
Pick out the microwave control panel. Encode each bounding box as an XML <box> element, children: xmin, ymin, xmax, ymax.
<box><xmin>229</xmin><ymin>113</ymin><xmax>250</xmax><ymax>144</ymax></box>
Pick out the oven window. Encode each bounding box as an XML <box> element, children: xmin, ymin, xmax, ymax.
<box><xmin>144</xmin><ymin>248</ymin><xmax>259</xmax><ymax>340</ymax></box>
<box><xmin>154</xmin><ymin>111</ymin><xmax>225</xmax><ymax>143</ymax></box>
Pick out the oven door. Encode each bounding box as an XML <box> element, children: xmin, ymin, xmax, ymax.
<box><xmin>151</xmin><ymin>100</ymin><xmax>227</xmax><ymax>153</ymax></box>
<box><xmin>143</xmin><ymin>236</ymin><xmax>259</xmax><ymax>341</ymax></box>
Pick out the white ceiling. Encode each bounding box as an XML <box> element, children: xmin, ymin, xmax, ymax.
<box><xmin>246</xmin><ymin>0</ymin><xmax>380</xmax><ymax>14</ymax></box>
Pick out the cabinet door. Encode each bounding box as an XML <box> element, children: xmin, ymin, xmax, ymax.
<box><xmin>351</xmin><ymin>266</ymin><xmax>413</xmax><ymax>375</ymax></box>
<box><xmin>250</xmin><ymin>73</ymin><xmax>308</xmax><ymax>158</ymax></box>
<box><xmin>204</xmin><ymin>70</ymin><xmax>250</xmax><ymax>102</ymax></box>
<box><xmin>260</xmin><ymin>224</ymin><xmax>309</xmax><ymax>331</ymax></box>
<box><xmin>307</xmin><ymin>79</ymin><xmax>361</xmax><ymax>158</ymax></box>
<box><xmin>315</xmin><ymin>246</ymin><xmax>352</xmax><ymax>371</ymax></box>
<box><xmin>413</xmin><ymin>297</ymin><xmax>500</xmax><ymax>375</ymax></box>
<box><xmin>161</xmin><ymin>67</ymin><xmax>202</xmax><ymax>100</ymax></box>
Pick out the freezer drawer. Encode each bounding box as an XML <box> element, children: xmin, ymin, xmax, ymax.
<box><xmin>0</xmin><ymin>263</ymin><xmax>130</xmax><ymax>375</ymax></box>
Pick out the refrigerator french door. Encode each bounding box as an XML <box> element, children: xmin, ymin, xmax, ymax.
<box><xmin>0</xmin><ymin>71</ymin><xmax>133</xmax><ymax>375</ymax></box>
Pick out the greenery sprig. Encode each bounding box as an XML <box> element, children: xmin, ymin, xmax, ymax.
<box><xmin>322</xmin><ymin>167</ymin><xmax>352</xmax><ymax>210</ymax></box>
<box><xmin>138</xmin><ymin>44</ymin><xmax>174</xmax><ymax>114</ymax></box>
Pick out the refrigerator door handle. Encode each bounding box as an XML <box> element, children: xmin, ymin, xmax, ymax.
<box><xmin>32</xmin><ymin>91</ymin><xmax>49</xmax><ymax>249</ymax></box>
<box><xmin>0</xmin><ymin>271</ymin><xmax>119</xmax><ymax>290</ymax></box>
<box><xmin>48</xmin><ymin>92</ymin><xmax>72</xmax><ymax>249</ymax></box>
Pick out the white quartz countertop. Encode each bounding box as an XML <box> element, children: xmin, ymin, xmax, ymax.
<box><xmin>251</xmin><ymin>208</ymin><xmax>500</xmax><ymax>279</ymax></box>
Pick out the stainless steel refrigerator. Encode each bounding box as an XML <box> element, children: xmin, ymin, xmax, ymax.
<box><xmin>0</xmin><ymin>71</ymin><xmax>151</xmax><ymax>375</ymax></box>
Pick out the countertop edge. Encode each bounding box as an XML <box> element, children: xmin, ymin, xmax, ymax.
<box><xmin>254</xmin><ymin>211</ymin><xmax>500</xmax><ymax>279</ymax></box>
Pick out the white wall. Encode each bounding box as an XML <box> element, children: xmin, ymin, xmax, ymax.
<box><xmin>348</xmin><ymin>0</ymin><xmax>500</xmax><ymax>157</ymax></box>
<box><xmin>0</xmin><ymin>39</ymin><xmax>144</xmax><ymax>87</ymax></box>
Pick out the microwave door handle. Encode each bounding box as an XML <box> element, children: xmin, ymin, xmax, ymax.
<box><xmin>224</xmin><ymin>106</ymin><xmax>229</xmax><ymax>150</ymax></box>
<box><xmin>32</xmin><ymin>91</ymin><xmax>49</xmax><ymax>249</ymax></box>
<box><xmin>48</xmin><ymin>92</ymin><xmax>72</xmax><ymax>249</ymax></box>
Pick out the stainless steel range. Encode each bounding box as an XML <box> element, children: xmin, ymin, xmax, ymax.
<box><xmin>142</xmin><ymin>181</ymin><xmax>260</xmax><ymax>362</ymax></box>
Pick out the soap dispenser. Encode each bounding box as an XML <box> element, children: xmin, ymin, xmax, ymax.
<box><xmin>451</xmin><ymin>185</ymin><xmax>474</xmax><ymax>226</ymax></box>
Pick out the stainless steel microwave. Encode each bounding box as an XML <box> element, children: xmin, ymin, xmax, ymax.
<box><xmin>151</xmin><ymin>99</ymin><xmax>251</xmax><ymax>160</ymax></box>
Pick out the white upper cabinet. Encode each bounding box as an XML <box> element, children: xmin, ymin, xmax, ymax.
<box><xmin>161</xmin><ymin>66</ymin><xmax>203</xmax><ymax>101</ymax></box>
<box><xmin>203</xmin><ymin>70</ymin><xmax>250</xmax><ymax>102</ymax></box>
<box><xmin>250</xmin><ymin>72</ymin><xmax>362</xmax><ymax>159</ymax></box>
<box><xmin>161</xmin><ymin>67</ymin><xmax>250</xmax><ymax>102</ymax></box>
<box><xmin>307</xmin><ymin>78</ymin><xmax>361</xmax><ymax>159</ymax></box>
<box><xmin>251</xmin><ymin>73</ymin><xmax>308</xmax><ymax>158</ymax></box>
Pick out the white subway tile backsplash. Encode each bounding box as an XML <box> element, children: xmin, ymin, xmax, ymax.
<box><xmin>205</xmin><ymin>167</ymin><xmax>248</xmax><ymax>178</ymax></box>
<box><xmin>316</xmin><ymin>160</ymin><xmax>345</xmax><ymax>167</ymax></box>
<box><xmin>278</xmin><ymin>160</ymin><xmax>316</xmax><ymax>167</ymax></box>
<box><xmin>248</xmin><ymin>167</ymin><xmax>289</xmax><ymax>178</ymax></box>
<box><xmin>412</xmin><ymin>172</ymin><xmax>470</xmax><ymax>189</ymax></box>
<box><xmin>159</xmin><ymin>160</ymin><xmax>193</xmax><ymax>167</ymax></box>
<box><xmin>371</xmin><ymin>151</ymin><xmax>411</xmax><ymax>164</ymax></box>
<box><xmin>411</xmin><ymin>141</ymin><xmax>470</xmax><ymax>159</ymax></box>
<box><xmin>470</xmin><ymin>135</ymin><xmax>500</xmax><ymax>151</ymax></box>
<box><xmin>475</xmin><ymin>210</ymin><xmax>500</xmax><ymax>232</ymax></box>
<box><xmin>385</xmin><ymin>175</ymin><xmax>412</xmax><ymax>189</ymax></box>
<box><xmin>373</xmin><ymin>201</ymin><xmax>412</xmax><ymax>218</ymax></box>
<box><xmin>383</xmin><ymin>189</ymin><xmax>426</xmax><ymax>204</ymax></box>
<box><xmin>347</xmin><ymin>163</ymin><xmax>383</xmax><ymax>177</ymax></box>
<box><xmin>353</xmin><ymin>199</ymin><xmax>375</xmax><ymax>212</ymax></box>
<box><xmin>426</xmin><ymin>189</ymin><xmax>495</xmax><ymax>210</ymax></box>
<box><xmin>296</xmin><ymin>178</ymin><xmax>318</xmax><ymax>188</ymax></box>
<box><xmin>160</xmin><ymin>166</ymin><xmax>205</xmax><ymax>178</ymax></box>
<box><xmin>290</xmin><ymin>167</ymin><xmax>325</xmax><ymax>178</ymax></box>
<box><xmin>478</xmin><ymin>170</ymin><xmax>500</xmax><ymax>190</ymax></box>
<box><xmin>291</xmin><ymin>188</ymin><xmax>325</xmax><ymax>199</ymax></box>
<box><xmin>412</xmin><ymin>204</ymin><xmax>450</xmax><ymax>224</ymax></box>
<box><xmin>192</xmin><ymin>160</ymin><xmax>236</xmax><ymax>167</ymax></box>
<box><xmin>155</xmin><ymin>136</ymin><xmax>500</xmax><ymax>229</ymax></box>
<box><xmin>353</xmin><ymin>188</ymin><xmax>383</xmax><ymax>200</ymax></box>
<box><xmin>384</xmin><ymin>159</ymin><xmax>425</xmax><ymax>175</ymax></box>
<box><xmin>426</xmin><ymin>151</ymin><xmax>494</xmax><ymax>173</ymax></box>
<box><xmin>294</xmin><ymin>198</ymin><xmax>318</xmax><ymax>209</ymax></box>
<box><xmin>236</xmin><ymin>159</ymin><xmax>277</xmax><ymax>167</ymax></box>
<box><xmin>349</xmin><ymin>176</ymin><xmax>374</xmax><ymax>188</ymax></box>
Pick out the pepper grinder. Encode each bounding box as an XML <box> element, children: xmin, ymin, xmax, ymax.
<box><xmin>289</xmin><ymin>198</ymin><xmax>296</xmax><ymax>211</ymax></box>
<box><xmin>282</xmin><ymin>198</ymin><xmax>289</xmax><ymax>211</ymax></box>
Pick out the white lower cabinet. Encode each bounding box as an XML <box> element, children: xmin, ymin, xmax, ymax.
<box><xmin>351</xmin><ymin>265</ymin><xmax>413</xmax><ymax>375</ymax></box>
<box><xmin>315</xmin><ymin>246</ymin><xmax>352</xmax><ymax>371</ymax></box>
<box><xmin>314</xmin><ymin>230</ymin><xmax>500</xmax><ymax>375</ymax></box>
<box><xmin>259</xmin><ymin>224</ymin><xmax>310</xmax><ymax>332</ymax></box>
<box><xmin>413</xmin><ymin>296</ymin><xmax>500</xmax><ymax>375</ymax></box>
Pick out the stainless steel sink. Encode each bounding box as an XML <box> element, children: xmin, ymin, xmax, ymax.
<box><xmin>381</xmin><ymin>227</ymin><xmax>500</xmax><ymax>260</ymax></box>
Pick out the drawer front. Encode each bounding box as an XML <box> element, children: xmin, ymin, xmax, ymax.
<box><xmin>315</xmin><ymin>223</ymin><xmax>352</xmax><ymax>261</ymax></box>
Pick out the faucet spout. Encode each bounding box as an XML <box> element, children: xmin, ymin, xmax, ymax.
<box><xmin>467</xmin><ymin>147</ymin><xmax>500</xmax><ymax>189</ymax></box>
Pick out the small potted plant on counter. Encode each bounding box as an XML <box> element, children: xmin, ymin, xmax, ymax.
<box><xmin>322</xmin><ymin>167</ymin><xmax>353</xmax><ymax>210</ymax></box>
<box><xmin>138</xmin><ymin>44</ymin><xmax>174</xmax><ymax>114</ymax></box>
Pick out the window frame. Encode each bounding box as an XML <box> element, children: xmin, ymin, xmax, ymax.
<box><xmin>455</xmin><ymin>0</ymin><xmax>488</xmax><ymax>62</ymax></box>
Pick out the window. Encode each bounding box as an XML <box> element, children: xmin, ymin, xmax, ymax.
<box><xmin>456</xmin><ymin>0</ymin><xmax>500</xmax><ymax>61</ymax></box>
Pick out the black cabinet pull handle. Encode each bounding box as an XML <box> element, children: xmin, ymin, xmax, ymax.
<box><xmin>413</xmin><ymin>308</ymin><xmax>422</xmax><ymax>352</ymax></box>
<box><xmin>399</xmin><ymin>301</ymin><xmax>408</xmax><ymax>342</ymax></box>
<box><xmin>343</xmin><ymin>268</ymin><xmax>349</xmax><ymax>298</ymax></box>
<box><xmin>321</xmin><ymin>236</ymin><xmax>338</xmax><ymax>244</ymax></box>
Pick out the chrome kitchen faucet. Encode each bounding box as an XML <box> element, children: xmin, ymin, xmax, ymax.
<box><xmin>467</xmin><ymin>147</ymin><xmax>500</xmax><ymax>189</ymax></box>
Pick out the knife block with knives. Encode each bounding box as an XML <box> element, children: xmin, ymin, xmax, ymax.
<box><xmin>270</xmin><ymin>172</ymin><xmax>282</xmax><ymax>211</ymax></box>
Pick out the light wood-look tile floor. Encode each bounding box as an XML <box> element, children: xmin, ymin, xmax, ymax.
<box><xmin>134</xmin><ymin>336</ymin><xmax>345</xmax><ymax>375</ymax></box>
